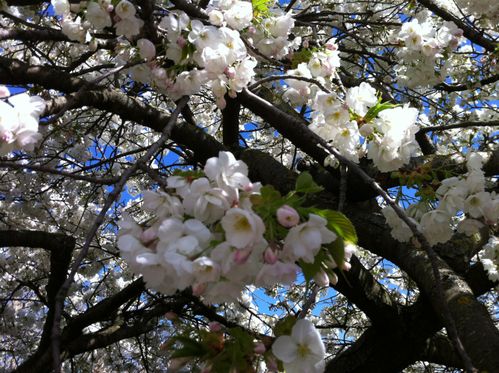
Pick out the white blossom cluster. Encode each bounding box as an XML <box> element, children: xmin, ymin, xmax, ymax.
<box><xmin>283</xmin><ymin>40</ymin><xmax>341</xmax><ymax>105</ymax></box>
<box><xmin>248</xmin><ymin>12</ymin><xmax>297</xmax><ymax>59</ymax></box>
<box><xmin>158</xmin><ymin>9</ymin><xmax>257</xmax><ymax>108</ymax></box>
<box><xmin>394</xmin><ymin>17</ymin><xmax>462</xmax><ymax>88</ymax></box>
<box><xmin>118</xmin><ymin>151</ymin><xmax>346</xmax><ymax>304</ymax></box>
<box><xmin>481</xmin><ymin>236</ymin><xmax>499</xmax><ymax>286</ymax></box>
<box><xmin>310</xmin><ymin>82</ymin><xmax>420</xmax><ymax>172</ymax></box>
<box><xmin>452</xmin><ymin>0</ymin><xmax>499</xmax><ymax>26</ymax></box>
<box><xmin>52</xmin><ymin>0</ymin><xmax>259</xmax><ymax>109</ymax></box>
<box><xmin>383</xmin><ymin>152</ymin><xmax>499</xmax><ymax>246</ymax></box>
<box><xmin>0</xmin><ymin>87</ymin><xmax>45</xmax><ymax>155</ymax></box>
<box><xmin>53</xmin><ymin>0</ymin><xmax>144</xmax><ymax>41</ymax></box>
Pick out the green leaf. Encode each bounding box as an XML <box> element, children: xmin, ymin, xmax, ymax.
<box><xmin>363</xmin><ymin>100</ymin><xmax>399</xmax><ymax>123</ymax></box>
<box><xmin>210</xmin><ymin>328</ymin><xmax>254</xmax><ymax>373</ymax></box>
<box><xmin>252</xmin><ymin>0</ymin><xmax>272</xmax><ymax>18</ymax></box>
<box><xmin>295</xmin><ymin>172</ymin><xmax>323</xmax><ymax>194</ymax></box>
<box><xmin>170</xmin><ymin>336</ymin><xmax>208</xmax><ymax>359</ymax></box>
<box><xmin>311</xmin><ymin>209</ymin><xmax>357</xmax><ymax>244</ymax></box>
<box><xmin>172</xmin><ymin>169</ymin><xmax>204</xmax><ymax>179</ymax></box>
<box><xmin>298</xmin><ymin>249</ymin><xmax>328</xmax><ymax>283</ymax></box>
<box><xmin>230</xmin><ymin>327</ymin><xmax>254</xmax><ymax>355</ymax></box>
<box><xmin>291</xmin><ymin>48</ymin><xmax>313</xmax><ymax>69</ymax></box>
<box><xmin>273</xmin><ymin>315</ymin><xmax>297</xmax><ymax>337</ymax></box>
<box><xmin>260</xmin><ymin>185</ymin><xmax>282</xmax><ymax>201</ymax></box>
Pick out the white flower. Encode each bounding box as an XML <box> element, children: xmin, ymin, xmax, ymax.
<box><xmin>183</xmin><ymin>219</ymin><xmax>212</xmax><ymax>247</ymax></box>
<box><xmin>61</xmin><ymin>17</ymin><xmax>87</xmax><ymax>43</ymax></box>
<box><xmin>142</xmin><ymin>190</ymin><xmax>183</xmax><ymax>218</ymax></box>
<box><xmin>466</xmin><ymin>152</ymin><xmax>485</xmax><ymax>172</ymax></box>
<box><xmin>382</xmin><ymin>206</ymin><xmax>414</xmax><ymax>242</ymax></box>
<box><xmin>52</xmin><ymin>0</ymin><xmax>69</xmax><ymax>16</ymax></box>
<box><xmin>208</xmin><ymin>10</ymin><xmax>224</xmax><ymax>26</ymax></box>
<box><xmin>182</xmin><ymin>177</ymin><xmax>231</xmax><ymax>223</ymax></box>
<box><xmin>457</xmin><ymin>218</ymin><xmax>484</xmax><ymax>236</ymax></box>
<box><xmin>272</xmin><ymin>319</ymin><xmax>326</xmax><ymax>373</ymax></box>
<box><xmin>115</xmin><ymin>16</ymin><xmax>144</xmax><ymax>39</ymax></box>
<box><xmin>204</xmin><ymin>151</ymin><xmax>250</xmax><ymax>191</ymax></box>
<box><xmin>223</xmin><ymin>0</ymin><xmax>253</xmax><ymax>30</ymax></box>
<box><xmin>368</xmin><ymin>105</ymin><xmax>419</xmax><ymax>172</ymax></box>
<box><xmin>346</xmin><ymin>82</ymin><xmax>377</xmax><ymax>117</ymax></box>
<box><xmin>157</xmin><ymin>218</ymin><xmax>185</xmax><ymax>242</ymax></box>
<box><xmin>193</xmin><ymin>256</ymin><xmax>220</xmax><ymax>283</ymax></box>
<box><xmin>86</xmin><ymin>2</ymin><xmax>112</xmax><ymax>30</ymax></box>
<box><xmin>283</xmin><ymin>214</ymin><xmax>337</xmax><ymax>263</ymax></box>
<box><xmin>420</xmin><ymin>210</ymin><xmax>453</xmax><ymax>246</ymax></box>
<box><xmin>269</xmin><ymin>13</ymin><xmax>294</xmax><ymax>38</ymax></box>
<box><xmin>255</xmin><ymin>261</ymin><xmax>298</xmax><ymax>287</ymax></box>
<box><xmin>115</xmin><ymin>0</ymin><xmax>136</xmax><ymax>19</ymax></box>
<box><xmin>0</xmin><ymin>93</ymin><xmax>45</xmax><ymax>154</ymax></box>
<box><xmin>137</xmin><ymin>38</ymin><xmax>156</xmax><ymax>60</ymax></box>
<box><xmin>221</xmin><ymin>208</ymin><xmax>265</xmax><ymax>249</ymax></box>
<box><xmin>464</xmin><ymin>191</ymin><xmax>492</xmax><ymax>218</ymax></box>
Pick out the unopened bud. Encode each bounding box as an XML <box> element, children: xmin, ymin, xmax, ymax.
<box><xmin>234</xmin><ymin>248</ymin><xmax>252</xmax><ymax>264</ymax></box>
<box><xmin>165</xmin><ymin>311</ymin><xmax>177</xmax><ymax>320</ymax></box>
<box><xmin>276</xmin><ymin>205</ymin><xmax>300</xmax><ymax>228</ymax></box>
<box><xmin>264</xmin><ymin>247</ymin><xmax>278</xmax><ymax>265</ymax></box>
<box><xmin>209</xmin><ymin>321</ymin><xmax>222</xmax><ymax>332</ymax></box>
<box><xmin>254</xmin><ymin>342</ymin><xmax>266</xmax><ymax>354</ymax></box>
<box><xmin>313</xmin><ymin>269</ymin><xmax>330</xmax><ymax>287</ymax></box>
<box><xmin>192</xmin><ymin>282</ymin><xmax>207</xmax><ymax>296</ymax></box>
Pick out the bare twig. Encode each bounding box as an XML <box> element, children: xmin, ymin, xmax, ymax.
<box><xmin>421</xmin><ymin>120</ymin><xmax>499</xmax><ymax>133</ymax></box>
<box><xmin>50</xmin><ymin>96</ymin><xmax>189</xmax><ymax>373</ymax></box>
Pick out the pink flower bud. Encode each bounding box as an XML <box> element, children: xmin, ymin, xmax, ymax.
<box><xmin>209</xmin><ymin>321</ymin><xmax>222</xmax><ymax>332</ymax></box>
<box><xmin>276</xmin><ymin>205</ymin><xmax>300</xmax><ymax>228</ymax></box>
<box><xmin>233</xmin><ymin>248</ymin><xmax>252</xmax><ymax>264</ymax></box>
<box><xmin>330</xmin><ymin>271</ymin><xmax>338</xmax><ymax>285</ymax></box>
<box><xmin>176</xmin><ymin>36</ymin><xmax>186</xmax><ymax>48</ymax></box>
<box><xmin>192</xmin><ymin>282</ymin><xmax>207</xmax><ymax>296</ymax></box>
<box><xmin>0</xmin><ymin>85</ymin><xmax>10</xmax><ymax>98</ymax></box>
<box><xmin>313</xmin><ymin>269</ymin><xmax>330</xmax><ymax>287</ymax></box>
<box><xmin>265</xmin><ymin>355</ymin><xmax>278</xmax><ymax>372</ymax></box>
<box><xmin>325</xmin><ymin>40</ymin><xmax>338</xmax><ymax>51</ymax></box>
<box><xmin>254</xmin><ymin>342</ymin><xmax>266</xmax><ymax>354</ymax></box>
<box><xmin>106</xmin><ymin>4</ymin><xmax>114</xmax><ymax>12</ymax></box>
<box><xmin>342</xmin><ymin>261</ymin><xmax>351</xmax><ymax>271</ymax></box>
<box><xmin>243</xmin><ymin>182</ymin><xmax>254</xmax><ymax>192</ymax></box>
<box><xmin>165</xmin><ymin>311</ymin><xmax>177</xmax><ymax>320</ymax></box>
<box><xmin>264</xmin><ymin>248</ymin><xmax>278</xmax><ymax>265</ymax></box>
<box><xmin>224</xmin><ymin>66</ymin><xmax>236</xmax><ymax>79</ymax></box>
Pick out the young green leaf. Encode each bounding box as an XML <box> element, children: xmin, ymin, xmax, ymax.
<box><xmin>295</xmin><ymin>172</ymin><xmax>324</xmax><ymax>194</ymax></box>
<box><xmin>310</xmin><ymin>209</ymin><xmax>357</xmax><ymax>244</ymax></box>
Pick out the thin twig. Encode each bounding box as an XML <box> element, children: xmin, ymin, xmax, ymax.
<box><xmin>50</xmin><ymin>97</ymin><xmax>189</xmax><ymax>373</ymax></box>
<box><xmin>420</xmin><ymin>120</ymin><xmax>499</xmax><ymax>133</ymax></box>
<box><xmin>298</xmin><ymin>284</ymin><xmax>319</xmax><ymax>319</ymax></box>
<box><xmin>0</xmin><ymin>161</ymin><xmax>120</xmax><ymax>185</ymax></box>
<box><xmin>249</xmin><ymin>74</ymin><xmax>331</xmax><ymax>93</ymax></box>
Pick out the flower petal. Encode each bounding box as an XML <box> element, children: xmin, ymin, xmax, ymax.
<box><xmin>272</xmin><ymin>335</ymin><xmax>298</xmax><ymax>363</ymax></box>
